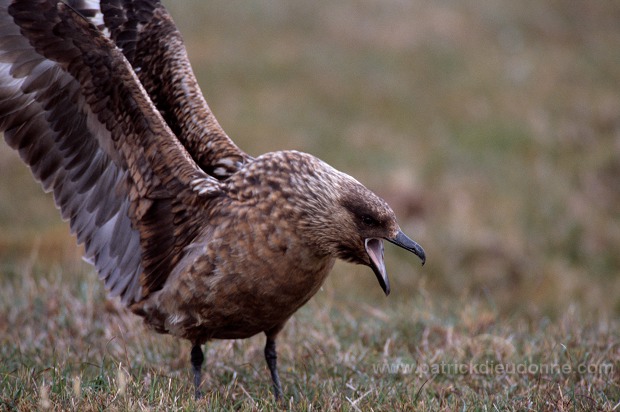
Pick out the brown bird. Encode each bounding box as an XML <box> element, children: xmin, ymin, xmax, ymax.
<box><xmin>0</xmin><ymin>0</ymin><xmax>425</xmax><ymax>400</ymax></box>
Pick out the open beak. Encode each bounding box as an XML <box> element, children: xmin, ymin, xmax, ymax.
<box><xmin>365</xmin><ymin>238</ymin><xmax>390</xmax><ymax>295</ymax></box>
<box><xmin>365</xmin><ymin>230</ymin><xmax>426</xmax><ymax>297</ymax></box>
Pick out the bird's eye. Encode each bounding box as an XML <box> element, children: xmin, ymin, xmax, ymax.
<box><xmin>361</xmin><ymin>214</ymin><xmax>378</xmax><ymax>226</ymax></box>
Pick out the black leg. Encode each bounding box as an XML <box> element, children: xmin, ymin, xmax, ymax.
<box><xmin>190</xmin><ymin>343</ymin><xmax>205</xmax><ymax>400</ymax></box>
<box><xmin>264</xmin><ymin>336</ymin><xmax>283</xmax><ymax>400</ymax></box>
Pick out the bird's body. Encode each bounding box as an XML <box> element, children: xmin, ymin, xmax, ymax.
<box><xmin>0</xmin><ymin>0</ymin><xmax>425</xmax><ymax>400</ymax></box>
<box><xmin>137</xmin><ymin>151</ymin><xmax>344</xmax><ymax>343</ymax></box>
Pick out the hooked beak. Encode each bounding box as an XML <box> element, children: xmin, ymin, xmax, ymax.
<box><xmin>365</xmin><ymin>230</ymin><xmax>426</xmax><ymax>297</ymax></box>
<box><xmin>386</xmin><ymin>230</ymin><xmax>426</xmax><ymax>265</ymax></box>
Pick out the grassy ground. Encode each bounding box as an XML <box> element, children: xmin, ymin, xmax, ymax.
<box><xmin>0</xmin><ymin>267</ymin><xmax>617</xmax><ymax>410</ymax></box>
<box><xmin>1</xmin><ymin>0</ymin><xmax>619</xmax><ymax>410</ymax></box>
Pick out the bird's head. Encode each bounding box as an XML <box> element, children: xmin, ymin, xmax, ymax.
<box><xmin>334</xmin><ymin>186</ymin><xmax>426</xmax><ymax>295</ymax></box>
<box><xmin>249</xmin><ymin>151</ymin><xmax>425</xmax><ymax>296</ymax></box>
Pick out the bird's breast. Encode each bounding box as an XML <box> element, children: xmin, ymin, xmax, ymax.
<box><xmin>139</xmin><ymin>213</ymin><xmax>335</xmax><ymax>341</ymax></box>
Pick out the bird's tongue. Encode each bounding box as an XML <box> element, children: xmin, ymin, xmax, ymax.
<box><xmin>365</xmin><ymin>238</ymin><xmax>390</xmax><ymax>295</ymax></box>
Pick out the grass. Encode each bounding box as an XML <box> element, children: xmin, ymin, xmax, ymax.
<box><xmin>1</xmin><ymin>0</ymin><xmax>620</xmax><ymax>410</ymax></box>
<box><xmin>1</xmin><ymin>266</ymin><xmax>618</xmax><ymax>410</ymax></box>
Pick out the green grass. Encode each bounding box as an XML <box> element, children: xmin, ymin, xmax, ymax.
<box><xmin>1</xmin><ymin>0</ymin><xmax>620</xmax><ymax>410</ymax></box>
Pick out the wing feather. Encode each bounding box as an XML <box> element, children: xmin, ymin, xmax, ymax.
<box><xmin>1</xmin><ymin>0</ymin><xmax>222</xmax><ymax>304</ymax></box>
<box><xmin>66</xmin><ymin>0</ymin><xmax>251</xmax><ymax>178</ymax></box>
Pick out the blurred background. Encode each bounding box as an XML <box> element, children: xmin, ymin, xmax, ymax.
<box><xmin>1</xmin><ymin>0</ymin><xmax>619</xmax><ymax>319</ymax></box>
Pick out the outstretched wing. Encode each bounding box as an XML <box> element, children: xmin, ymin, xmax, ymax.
<box><xmin>0</xmin><ymin>0</ymin><xmax>221</xmax><ymax>305</ymax></box>
<box><xmin>65</xmin><ymin>0</ymin><xmax>251</xmax><ymax>179</ymax></box>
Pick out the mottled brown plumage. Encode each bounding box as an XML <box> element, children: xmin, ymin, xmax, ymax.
<box><xmin>0</xmin><ymin>0</ymin><xmax>425</xmax><ymax>400</ymax></box>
